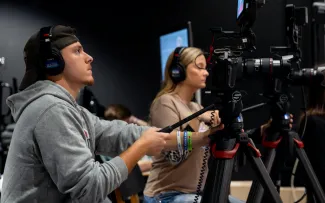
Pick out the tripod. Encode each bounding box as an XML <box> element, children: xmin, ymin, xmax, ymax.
<box><xmin>246</xmin><ymin>90</ymin><xmax>325</xmax><ymax>203</ymax></box>
<box><xmin>200</xmin><ymin>89</ymin><xmax>282</xmax><ymax>203</ymax></box>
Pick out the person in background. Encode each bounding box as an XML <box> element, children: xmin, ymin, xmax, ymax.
<box><xmin>297</xmin><ymin>69</ymin><xmax>325</xmax><ymax>203</ymax></box>
<box><xmin>104</xmin><ymin>104</ymin><xmax>149</xmax><ymax>126</ymax></box>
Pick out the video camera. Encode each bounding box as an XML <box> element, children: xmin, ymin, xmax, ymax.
<box><xmin>204</xmin><ymin>3</ymin><xmax>324</xmax><ymax>109</ymax></box>
<box><xmin>202</xmin><ymin>0</ymin><xmax>264</xmax><ymax>125</ymax></box>
<box><xmin>199</xmin><ymin>2</ymin><xmax>325</xmax><ymax>203</ymax></box>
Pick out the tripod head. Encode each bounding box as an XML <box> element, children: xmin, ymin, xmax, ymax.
<box><xmin>262</xmin><ymin>4</ymin><xmax>307</xmax><ymax>130</ymax></box>
<box><xmin>201</xmin><ymin>4</ymin><xmax>260</xmax><ymax>173</ymax></box>
<box><xmin>265</xmin><ymin>81</ymin><xmax>292</xmax><ymax>133</ymax></box>
<box><xmin>203</xmin><ymin>45</ymin><xmax>245</xmax><ymax>134</ymax></box>
<box><xmin>254</xmin><ymin>5</ymin><xmax>307</xmax><ymax>161</ymax></box>
<box><xmin>208</xmin><ymin>89</ymin><xmax>244</xmax><ymax>141</ymax></box>
<box><xmin>202</xmin><ymin>48</ymin><xmax>250</xmax><ymax>175</ymax></box>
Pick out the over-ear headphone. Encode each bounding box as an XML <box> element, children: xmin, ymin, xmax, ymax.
<box><xmin>169</xmin><ymin>47</ymin><xmax>187</xmax><ymax>84</ymax></box>
<box><xmin>39</xmin><ymin>26</ymin><xmax>65</xmax><ymax>76</ymax></box>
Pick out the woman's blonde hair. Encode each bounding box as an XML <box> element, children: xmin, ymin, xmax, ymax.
<box><xmin>151</xmin><ymin>47</ymin><xmax>204</xmax><ymax>107</ymax></box>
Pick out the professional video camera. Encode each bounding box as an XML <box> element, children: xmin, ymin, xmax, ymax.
<box><xmin>242</xmin><ymin>4</ymin><xmax>324</xmax><ymax>88</ymax></box>
<box><xmin>241</xmin><ymin>4</ymin><xmax>325</xmax><ymax>203</ymax></box>
<box><xmin>206</xmin><ymin>4</ymin><xmax>324</xmax><ymax>99</ymax></box>
<box><xmin>203</xmin><ymin>0</ymin><xmax>264</xmax><ymax>123</ymax></box>
<box><xmin>197</xmin><ymin>1</ymin><xmax>289</xmax><ymax>203</ymax></box>
<box><xmin>204</xmin><ymin>3</ymin><xmax>324</xmax><ymax>140</ymax></box>
<box><xmin>201</xmin><ymin>1</ymin><xmax>325</xmax><ymax>203</ymax></box>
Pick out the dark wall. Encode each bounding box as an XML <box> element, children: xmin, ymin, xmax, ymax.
<box><xmin>0</xmin><ymin>2</ymin><xmax>59</xmax><ymax>121</ymax></box>
<box><xmin>0</xmin><ymin>0</ymin><xmax>161</xmax><ymax>121</ymax></box>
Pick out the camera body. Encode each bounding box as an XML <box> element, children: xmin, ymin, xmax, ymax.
<box><xmin>203</xmin><ymin>3</ymin><xmax>312</xmax><ymax>104</ymax></box>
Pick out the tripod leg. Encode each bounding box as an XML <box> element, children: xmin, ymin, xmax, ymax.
<box><xmin>291</xmin><ymin>132</ymin><xmax>325</xmax><ymax>203</ymax></box>
<box><xmin>247</xmin><ymin>135</ymin><xmax>282</xmax><ymax>203</ymax></box>
<box><xmin>245</xmin><ymin>138</ymin><xmax>283</xmax><ymax>203</ymax></box>
<box><xmin>247</xmin><ymin>149</ymin><xmax>277</xmax><ymax>202</ymax></box>
<box><xmin>201</xmin><ymin>138</ymin><xmax>237</xmax><ymax>203</ymax></box>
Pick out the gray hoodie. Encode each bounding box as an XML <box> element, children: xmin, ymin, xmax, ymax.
<box><xmin>1</xmin><ymin>80</ymin><xmax>148</xmax><ymax>203</ymax></box>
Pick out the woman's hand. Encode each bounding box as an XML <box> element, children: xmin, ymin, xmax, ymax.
<box><xmin>199</xmin><ymin>110</ymin><xmax>221</xmax><ymax>127</ymax></box>
<box><xmin>198</xmin><ymin>123</ymin><xmax>225</xmax><ymax>146</ymax></box>
<box><xmin>261</xmin><ymin>114</ymin><xmax>294</xmax><ymax>136</ymax></box>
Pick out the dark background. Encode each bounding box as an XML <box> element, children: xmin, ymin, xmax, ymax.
<box><xmin>0</xmin><ymin>0</ymin><xmax>323</xmax><ymax>181</ymax></box>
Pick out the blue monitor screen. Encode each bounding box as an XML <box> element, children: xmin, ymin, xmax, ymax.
<box><xmin>159</xmin><ymin>28</ymin><xmax>189</xmax><ymax>81</ymax></box>
<box><xmin>237</xmin><ymin>0</ymin><xmax>244</xmax><ymax>18</ymax></box>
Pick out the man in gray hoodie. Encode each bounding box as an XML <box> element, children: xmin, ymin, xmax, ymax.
<box><xmin>1</xmin><ymin>25</ymin><xmax>172</xmax><ymax>203</ymax></box>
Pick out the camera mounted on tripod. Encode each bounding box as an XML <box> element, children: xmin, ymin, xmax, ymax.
<box><xmin>204</xmin><ymin>0</ymin><xmax>264</xmax><ymax>95</ymax></box>
<box><xmin>200</xmin><ymin>2</ymin><xmax>325</xmax><ymax>203</ymax></box>
<box><xmin>201</xmin><ymin>0</ymin><xmax>266</xmax><ymax>161</ymax></box>
<box><xmin>203</xmin><ymin>0</ymin><xmax>261</xmax><ymax>127</ymax></box>
<box><xmin>245</xmin><ymin>5</ymin><xmax>325</xmax><ymax>203</ymax></box>
<box><xmin>251</xmin><ymin>4</ymin><xmax>309</xmax><ymax>84</ymax></box>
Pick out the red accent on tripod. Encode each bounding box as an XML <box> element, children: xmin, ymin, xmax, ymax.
<box><xmin>210</xmin><ymin>143</ymin><xmax>240</xmax><ymax>159</ymax></box>
<box><xmin>293</xmin><ymin>138</ymin><xmax>304</xmax><ymax>148</ymax></box>
<box><xmin>262</xmin><ymin>135</ymin><xmax>283</xmax><ymax>148</ymax></box>
<box><xmin>247</xmin><ymin>143</ymin><xmax>262</xmax><ymax>157</ymax></box>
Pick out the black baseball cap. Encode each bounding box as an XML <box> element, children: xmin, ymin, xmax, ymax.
<box><xmin>20</xmin><ymin>25</ymin><xmax>79</xmax><ymax>91</ymax></box>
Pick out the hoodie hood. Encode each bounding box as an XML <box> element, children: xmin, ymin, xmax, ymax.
<box><xmin>7</xmin><ymin>80</ymin><xmax>78</xmax><ymax>122</ymax></box>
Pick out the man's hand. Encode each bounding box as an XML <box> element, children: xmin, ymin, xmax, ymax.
<box><xmin>120</xmin><ymin>127</ymin><xmax>169</xmax><ymax>173</ymax></box>
<box><xmin>139</xmin><ymin>127</ymin><xmax>171</xmax><ymax>156</ymax></box>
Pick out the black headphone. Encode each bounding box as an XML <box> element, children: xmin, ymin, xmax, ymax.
<box><xmin>169</xmin><ymin>47</ymin><xmax>187</xmax><ymax>84</ymax></box>
<box><xmin>39</xmin><ymin>26</ymin><xmax>65</xmax><ymax>76</ymax></box>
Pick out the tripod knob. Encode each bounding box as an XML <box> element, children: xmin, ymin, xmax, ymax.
<box><xmin>0</xmin><ymin>57</ymin><xmax>4</xmax><ymax>65</ymax></box>
<box><xmin>281</xmin><ymin>113</ymin><xmax>291</xmax><ymax>130</ymax></box>
<box><xmin>239</xmin><ymin>131</ymin><xmax>249</xmax><ymax>143</ymax></box>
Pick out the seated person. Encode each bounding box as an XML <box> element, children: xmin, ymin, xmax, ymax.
<box><xmin>2</xmin><ymin>25</ymin><xmax>171</xmax><ymax>203</ymax></box>
<box><xmin>296</xmin><ymin>68</ymin><xmax>325</xmax><ymax>202</ymax></box>
<box><xmin>105</xmin><ymin>104</ymin><xmax>149</xmax><ymax>126</ymax></box>
<box><xmin>144</xmin><ymin>47</ymin><xmax>244</xmax><ymax>203</ymax></box>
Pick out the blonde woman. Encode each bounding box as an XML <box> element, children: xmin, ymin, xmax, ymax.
<box><xmin>143</xmin><ymin>47</ymin><xmax>244</xmax><ymax>203</ymax></box>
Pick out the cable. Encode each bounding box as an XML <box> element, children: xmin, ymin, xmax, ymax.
<box><xmin>193</xmin><ymin>146</ymin><xmax>209</xmax><ymax>203</ymax></box>
<box><xmin>296</xmin><ymin>193</ymin><xmax>307</xmax><ymax>203</ymax></box>
<box><xmin>291</xmin><ymin>158</ymin><xmax>300</xmax><ymax>202</ymax></box>
<box><xmin>209</xmin><ymin>110</ymin><xmax>216</xmax><ymax>126</ymax></box>
<box><xmin>291</xmin><ymin>158</ymin><xmax>307</xmax><ymax>203</ymax></box>
<box><xmin>193</xmin><ymin>110</ymin><xmax>215</xmax><ymax>203</ymax></box>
